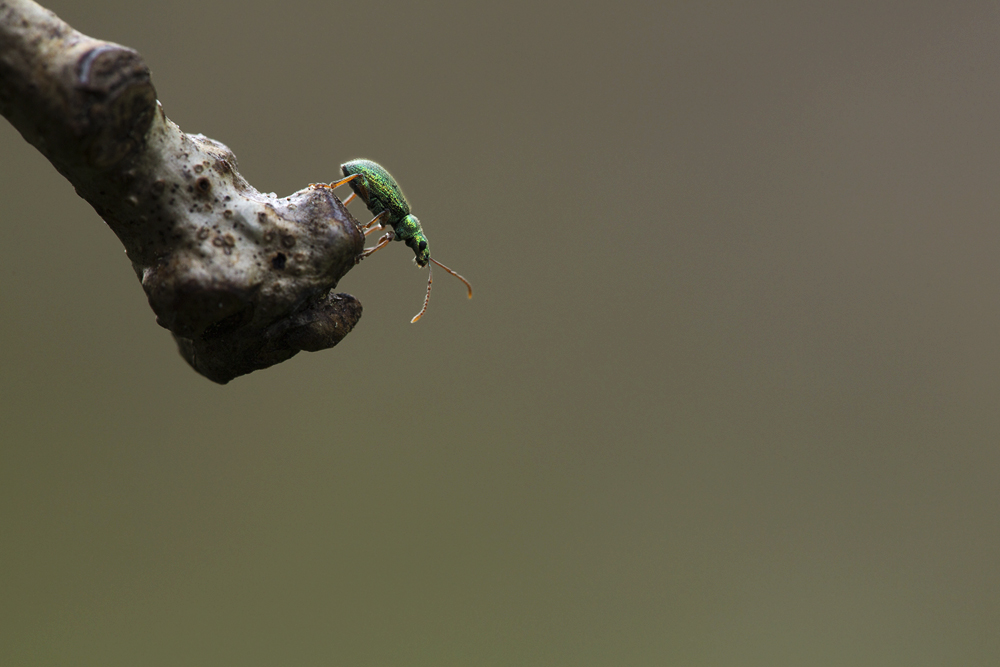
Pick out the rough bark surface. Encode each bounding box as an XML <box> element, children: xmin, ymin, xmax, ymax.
<box><xmin>0</xmin><ymin>0</ymin><xmax>364</xmax><ymax>383</ymax></box>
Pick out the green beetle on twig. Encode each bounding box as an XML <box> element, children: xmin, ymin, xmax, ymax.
<box><xmin>312</xmin><ymin>159</ymin><xmax>473</xmax><ymax>323</ymax></box>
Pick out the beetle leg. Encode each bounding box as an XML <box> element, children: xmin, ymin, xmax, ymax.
<box><xmin>309</xmin><ymin>173</ymin><xmax>360</xmax><ymax>190</ymax></box>
<box><xmin>362</xmin><ymin>211</ymin><xmax>388</xmax><ymax>231</ymax></box>
<box><xmin>359</xmin><ymin>228</ymin><xmax>395</xmax><ymax>261</ymax></box>
<box><xmin>342</xmin><ymin>192</ymin><xmax>357</xmax><ymax>206</ymax></box>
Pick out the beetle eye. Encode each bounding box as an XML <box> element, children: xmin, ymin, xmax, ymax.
<box><xmin>418</xmin><ymin>240</ymin><xmax>427</xmax><ymax>251</ymax></box>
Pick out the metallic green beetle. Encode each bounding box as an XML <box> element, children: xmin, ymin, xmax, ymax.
<box><xmin>312</xmin><ymin>159</ymin><xmax>472</xmax><ymax>323</ymax></box>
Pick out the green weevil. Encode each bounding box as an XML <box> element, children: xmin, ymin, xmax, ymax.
<box><xmin>312</xmin><ymin>159</ymin><xmax>472</xmax><ymax>323</ymax></box>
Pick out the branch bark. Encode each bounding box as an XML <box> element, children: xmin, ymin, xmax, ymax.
<box><xmin>0</xmin><ymin>0</ymin><xmax>363</xmax><ymax>383</ymax></box>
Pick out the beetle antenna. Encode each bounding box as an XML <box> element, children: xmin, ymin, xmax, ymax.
<box><xmin>411</xmin><ymin>264</ymin><xmax>433</xmax><ymax>323</ymax></box>
<box><xmin>430</xmin><ymin>257</ymin><xmax>473</xmax><ymax>299</ymax></box>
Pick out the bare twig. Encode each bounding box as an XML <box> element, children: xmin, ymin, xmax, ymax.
<box><xmin>0</xmin><ymin>0</ymin><xmax>363</xmax><ymax>383</ymax></box>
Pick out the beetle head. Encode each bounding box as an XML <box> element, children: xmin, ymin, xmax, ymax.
<box><xmin>406</xmin><ymin>234</ymin><xmax>430</xmax><ymax>267</ymax></box>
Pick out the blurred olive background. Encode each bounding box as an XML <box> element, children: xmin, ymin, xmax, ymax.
<box><xmin>2</xmin><ymin>0</ymin><xmax>999</xmax><ymax>665</ymax></box>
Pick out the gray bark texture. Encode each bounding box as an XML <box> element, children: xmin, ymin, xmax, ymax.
<box><xmin>0</xmin><ymin>0</ymin><xmax>364</xmax><ymax>383</ymax></box>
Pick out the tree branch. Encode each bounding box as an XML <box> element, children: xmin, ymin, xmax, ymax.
<box><xmin>0</xmin><ymin>0</ymin><xmax>363</xmax><ymax>383</ymax></box>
